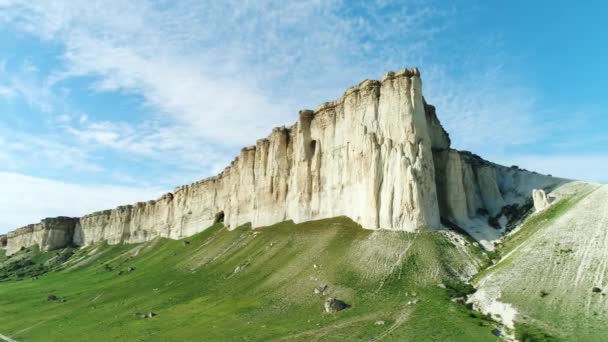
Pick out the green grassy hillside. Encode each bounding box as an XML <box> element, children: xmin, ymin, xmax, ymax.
<box><xmin>0</xmin><ymin>217</ymin><xmax>502</xmax><ymax>341</ymax></box>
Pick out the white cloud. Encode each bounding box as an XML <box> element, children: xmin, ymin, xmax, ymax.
<box><xmin>0</xmin><ymin>172</ymin><xmax>166</xmax><ymax>233</ymax></box>
<box><xmin>0</xmin><ymin>0</ymin><xmax>445</xmax><ymax>146</ymax></box>
<box><xmin>0</xmin><ymin>85</ymin><xmax>16</xmax><ymax>97</ymax></box>
<box><xmin>0</xmin><ymin>125</ymin><xmax>103</xmax><ymax>173</ymax></box>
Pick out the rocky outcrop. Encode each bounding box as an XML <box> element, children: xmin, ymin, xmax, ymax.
<box><xmin>532</xmin><ymin>189</ymin><xmax>551</xmax><ymax>212</ymax></box>
<box><xmin>2</xmin><ymin>68</ymin><xmax>567</xmax><ymax>254</ymax></box>
<box><xmin>4</xmin><ymin>217</ymin><xmax>78</xmax><ymax>255</ymax></box>
<box><xmin>433</xmin><ymin>150</ymin><xmax>566</xmax><ymax>248</ymax></box>
<box><xmin>69</xmin><ymin>68</ymin><xmax>441</xmax><ymax>250</ymax></box>
<box><xmin>0</xmin><ymin>234</ymin><xmax>7</xmax><ymax>249</ymax></box>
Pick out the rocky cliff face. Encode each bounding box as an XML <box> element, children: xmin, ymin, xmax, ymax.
<box><xmin>4</xmin><ymin>217</ymin><xmax>78</xmax><ymax>255</ymax></box>
<box><xmin>0</xmin><ymin>68</ymin><xmax>566</xmax><ymax>255</ymax></box>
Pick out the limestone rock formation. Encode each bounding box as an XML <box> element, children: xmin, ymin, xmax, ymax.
<box><xmin>532</xmin><ymin>189</ymin><xmax>551</xmax><ymax>212</ymax></box>
<box><xmin>0</xmin><ymin>68</ymin><xmax>567</xmax><ymax>255</ymax></box>
<box><xmin>70</xmin><ymin>68</ymin><xmax>442</xmax><ymax>250</ymax></box>
<box><xmin>4</xmin><ymin>217</ymin><xmax>78</xmax><ymax>255</ymax></box>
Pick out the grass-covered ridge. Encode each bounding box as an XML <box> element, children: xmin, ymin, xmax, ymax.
<box><xmin>0</xmin><ymin>217</ymin><xmax>501</xmax><ymax>341</ymax></box>
<box><xmin>474</xmin><ymin>183</ymin><xmax>608</xmax><ymax>341</ymax></box>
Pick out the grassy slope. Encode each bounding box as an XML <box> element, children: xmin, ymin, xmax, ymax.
<box><xmin>475</xmin><ymin>183</ymin><xmax>608</xmax><ymax>341</ymax></box>
<box><xmin>0</xmin><ymin>217</ymin><xmax>500</xmax><ymax>341</ymax></box>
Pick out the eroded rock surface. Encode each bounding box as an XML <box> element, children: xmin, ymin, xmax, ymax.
<box><xmin>4</xmin><ymin>217</ymin><xmax>78</xmax><ymax>255</ymax></box>
<box><xmin>1</xmin><ymin>68</ymin><xmax>567</xmax><ymax>254</ymax></box>
<box><xmin>532</xmin><ymin>189</ymin><xmax>551</xmax><ymax>212</ymax></box>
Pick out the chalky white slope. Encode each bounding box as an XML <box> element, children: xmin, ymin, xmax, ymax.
<box><xmin>474</xmin><ymin>182</ymin><xmax>608</xmax><ymax>339</ymax></box>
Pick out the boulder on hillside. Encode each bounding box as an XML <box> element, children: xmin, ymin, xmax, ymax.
<box><xmin>532</xmin><ymin>189</ymin><xmax>551</xmax><ymax>212</ymax></box>
<box><xmin>324</xmin><ymin>298</ymin><xmax>350</xmax><ymax>313</ymax></box>
<box><xmin>314</xmin><ymin>285</ymin><xmax>328</xmax><ymax>295</ymax></box>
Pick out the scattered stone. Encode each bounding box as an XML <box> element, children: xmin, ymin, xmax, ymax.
<box><xmin>128</xmin><ymin>266</ymin><xmax>136</xmax><ymax>272</ymax></box>
<box><xmin>47</xmin><ymin>294</ymin><xmax>58</xmax><ymax>302</ymax></box>
<box><xmin>147</xmin><ymin>312</ymin><xmax>156</xmax><ymax>318</ymax></box>
<box><xmin>313</xmin><ymin>264</ymin><xmax>319</xmax><ymax>269</ymax></box>
<box><xmin>314</xmin><ymin>285</ymin><xmax>328</xmax><ymax>295</ymax></box>
<box><xmin>374</xmin><ymin>320</ymin><xmax>385</xmax><ymax>326</ymax></box>
<box><xmin>60</xmin><ymin>298</ymin><xmax>67</xmax><ymax>303</ymax></box>
<box><xmin>437</xmin><ymin>283</ymin><xmax>446</xmax><ymax>289</ymax></box>
<box><xmin>324</xmin><ymin>298</ymin><xmax>350</xmax><ymax>313</ymax></box>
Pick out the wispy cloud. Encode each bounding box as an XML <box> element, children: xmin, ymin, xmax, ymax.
<box><xmin>0</xmin><ymin>1</ymin><xmax>604</xmax><ymax>233</ymax></box>
<box><xmin>0</xmin><ymin>0</ymin><xmax>448</xmax><ymax>146</ymax></box>
<box><xmin>0</xmin><ymin>125</ymin><xmax>102</xmax><ymax>173</ymax></box>
<box><xmin>0</xmin><ymin>172</ymin><xmax>165</xmax><ymax>231</ymax></box>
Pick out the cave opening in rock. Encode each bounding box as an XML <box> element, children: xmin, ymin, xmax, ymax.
<box><xmin>309</xmin><ymin>140</ymin><xmax>317</xmax><ymax>154</ymax></box>
<box><xmin>214</xmin><ymin>211</ymin><xmax>225</xmax><ymax>224</ymax></box>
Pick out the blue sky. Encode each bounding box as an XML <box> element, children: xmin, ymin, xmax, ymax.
<box><xmin>0</xmin><ymin>0</ymin><xmax>606</xmax><ymax>233</ymax></box>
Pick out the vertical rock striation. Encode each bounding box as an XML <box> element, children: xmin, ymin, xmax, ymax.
<box><xmin>70</xmin><ymin>68</ymin><xmax>441</xmax><ymax>250</ymax></box>
<box><xmin>1</xmin><ymin>68</ymin><xmax>567</xmax><ymax>254</ymax></box>
<box><xmin>4</xmin><ymin>217</ymin><xmax>78</xmax><ymax>255</ymax></box>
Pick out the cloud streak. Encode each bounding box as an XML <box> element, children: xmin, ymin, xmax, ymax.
<box><xmin>0</xmin><ymin>172</ymin><xmax>165</xmax><ymax>232</ymax></box>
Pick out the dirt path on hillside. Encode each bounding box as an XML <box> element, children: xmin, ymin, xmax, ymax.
<box><xmin>0</xmin><ymin>333</ymin><xmax>18</xmax><ymax>342</ymax></box>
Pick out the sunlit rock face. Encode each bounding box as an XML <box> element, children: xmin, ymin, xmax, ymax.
<box><xmin>2</xmin><ymin>68</ymin><xmax>566</xmax><ymax>254</ymax></box>
<box><xmin>4</xmin><ymin>217</ymin><xmax>78</xmax><ymax>255</ymax></box>
<box><xmin>73</xmin><ymin>68</ymin><xmax>442</xmax><ymax>248</ymax></box>
<box><xmin>532</xmin><ymin>189</ymin><xmax>551</xmax><ymax>212</ymax></box>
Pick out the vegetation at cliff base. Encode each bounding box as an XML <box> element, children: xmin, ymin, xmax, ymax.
<box><xmin>0</xmin><ymin>217</ymin><xmax>500</xmax><ymax>341</ymax></box>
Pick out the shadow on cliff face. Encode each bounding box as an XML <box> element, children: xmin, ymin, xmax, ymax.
<box><xmin>214</xmin><ymin>211</ymin><xmax>225</xmax><ymax>224</ymax></box>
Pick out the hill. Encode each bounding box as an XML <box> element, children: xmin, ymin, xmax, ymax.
<box><xmin>1</xmin><ymin>217</ymin><xmax>504</xmax><ymax>341</ymax></box>
<box><xmin>473</xmin><ymin>182</ymin><xmax>608</xmax><ymax>341</ymax></box>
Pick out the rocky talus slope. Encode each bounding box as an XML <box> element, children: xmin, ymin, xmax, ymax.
<box><xmin>1</xmin><ymin>68</ymin><xmax>565</xmax><ymax>255</ymax></box>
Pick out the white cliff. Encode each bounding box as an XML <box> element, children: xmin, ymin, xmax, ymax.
<box><xmin>532</xmin><ymin>189</ymin><xmax>551</xmax><ymax>212</ymax></box>
<box><xmin>4</xmin><ymin>217</ymin><xmax>78</xmax><ymax>255</ymax></box>
<box><xmin>1</xmin><ymin>68</ymin><xmax>567</xmax><ymax>255</ymax></box>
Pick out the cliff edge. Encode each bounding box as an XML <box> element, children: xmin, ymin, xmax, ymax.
<box><xmin>1</xmin><ymin>68</ymin><xmax>566</xmax><ymax>255</ymax></box>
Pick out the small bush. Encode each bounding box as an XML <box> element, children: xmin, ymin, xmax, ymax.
<box><xmin>515</xmin><ymin>322</ymin><xmax>557</xmax><ymax>341</ymax></box>
<box><xmin>486</xmin><ymin>249</ymin><xmax>501</xmax><ymax>261</ymax></box>
<box><xmin>444</xmin><ymin>279</ymin><xmax>476</xmax><ymax>298</ymax></box>
<box><xmin>488</xmin><ymin>216</ymin><xmax>501</xmax><ymax>229</ymax></box>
